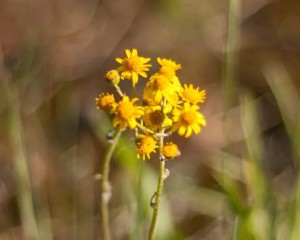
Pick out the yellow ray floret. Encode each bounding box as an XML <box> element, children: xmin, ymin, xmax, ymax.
<box><xmin>181</xmin><ymin>84</ymin><xmax>206</xmax><ymax>104</ymax></box>
<box><xmin>136</xmin><ymin>135</ymin><xmax>158</xmax><ymax>160</ymax></box>
<box><xmin>172</xmin><ymin>102</ymin><xmax>206</xmax><ymax>138</ymax></box>
<box><xmin>116</xmin><ymin>49</ymin><xmax>151</xmax><ymax>86</ymax></box>
<box><xmin>112</xmin><ymin>96</ymin><xmax>144</xmax><ymax>130</ymax></box>
<box><xmin>162</xmin><ymin>142</ymin><xmax>180</xmax><ymax>159</ymax></box>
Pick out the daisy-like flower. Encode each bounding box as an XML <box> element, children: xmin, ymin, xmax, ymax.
<box><xmin>112</xmin><ymin>96</ymin><xmax>144</xmax><ymax>130</ymax></box>
<box><xmin>163</xmin><ymin>142</ymin><xmax>180</xmax><ymax>159</ymax></box>
<box><xmin>181</xmin><ymin>84</ymin><xmax>206</xmax><ymax>104</ymax></box>
<box><xmin>143</xmin><ymin>105</ymin><xmax>172</xmax><ymax>132</ymax></box>
<box><xmin>116</xmin><ymin>49</ymin><xmax>151</xmax><ymax>86</ymax></box>
<box><xmin>143</xmin><ymin>73</ymin><xmax>179</xmax><ymax>106</ymax></box>
<box><xmin>172</xmin><ymin>102</ymin><xmax>206</xmax><ymax>138</ymax></box>
<box><xmin>157</xmin><ymin>58</ymin><xmax>181</xmax><ymax>79</ymax></box>
<box><xmin>136</xmin><ymin>135</ymin><xmax>158</xmax><ymax>160</ymax></box>
<box><xmin>96</xmin><ymin>93</ymin><xmax>116</xmax><ymax>111</ymax></box>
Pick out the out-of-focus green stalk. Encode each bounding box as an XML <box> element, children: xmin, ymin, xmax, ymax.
<box><xmin>241</xmin><ymin>93</ymin><xmax>274</xmax><ymax>240</ymax></box>
<box><xmin>4</xmin><ymin>80</ymin><xmax>39</xmax><ymax>240</ymax></box>
<box><xmin>148</xmin><ymin>133</ymin><xmax>165</xmax><ymax>240</ymax></box>
<box><xmin>223</xmin><ymin>0</ymin><xmax>240</xmax><ymax>238</ymax></box>
<box><xmin>264</xmin><ymin>62</ymin><xmax>300</xmax><ymax>240</ymax></box>
<box><xmin>223</xmin><ymin>0</ymin><xmax>240</xmax><ymax>110</ymax></box>
<box><xmin>100</xmin><ymin>129</ymin><xmax>122</xmax><ymax>240</ymax></box>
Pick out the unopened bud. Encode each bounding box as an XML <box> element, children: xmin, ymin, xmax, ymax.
<box><xmin>105</xmin><ymin>70</ymin><xmax>120</xmax><ymax>85</ymax></box>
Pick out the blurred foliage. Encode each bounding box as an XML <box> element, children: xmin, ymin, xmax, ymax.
<box><xmin>1</xmin><ymin>0</ymin><xmax>300</xmax><ymax>239</ymax></box>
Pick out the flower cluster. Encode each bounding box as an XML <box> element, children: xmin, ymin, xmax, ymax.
<box><xmin>96</xmin><ymin>49</ymin><xmax>206</xmax><ymax>160</ymax></box>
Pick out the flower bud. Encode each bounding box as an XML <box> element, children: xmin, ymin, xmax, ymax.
<box><xmin>105</xmin><ymin>70</ymin><xmax>120</xmax><ymax>85</ymax></box>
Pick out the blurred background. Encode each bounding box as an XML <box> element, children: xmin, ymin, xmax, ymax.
<box><xmin>1</xmin><ymin>0</ymin><xmax>300</xmax><ymax>239</ymax></box>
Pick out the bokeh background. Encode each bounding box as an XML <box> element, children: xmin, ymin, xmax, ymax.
<box><xmin>1</xmin><ymin>0</ymin><xmax>300</xmax><ymax>239</ymax></box>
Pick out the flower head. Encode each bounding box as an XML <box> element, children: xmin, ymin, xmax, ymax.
<box><xmin>163</xmin><ymin>142</ymin><xmax>180</xmax><ymax>159</ymax></box>
<box><xmin>105</xmin><ymin>70</ymin><xmax>120</xmax><ymax>85</ymax></box>
<box><xmin>172</xmin><ymin>102</ymin><xmax>206</xmax><ymax>138</ymax></box>
<box><xmin>143</xmin><ymin>105</ymin><xmax>172</xmax><ymax>132</ymax></box>
<box><xmin>143</xmin><ymin>74</ymin><xmax>179</xmax><ymax>106</ymax></box>
<box><xmin>181</xmin><ymin>84</ymin><xmax>206</xmax><ymax>104</ymax></box>
<box><xmin>136</xmin><ymin>135</ymin><xmax>158</xmax><ymax>160</ymax></box>
<box><xmin>116</xmin><ymin>49</ymin><xmax>151</xmax><ymax>86</ymax></box>
<box><xmin>96</xmin><ymin>93</ymin><xmax>116</xmax><ymax>111</ymax></box>
<box><xmin>112</xmin><ymin>96</ymin><xmax>144</xmax><ymax>130</ymax></box>
<box><xmin>157</xmin><ymin>58</ymin><xmax>181</xmax><ymax>79</ymax></box>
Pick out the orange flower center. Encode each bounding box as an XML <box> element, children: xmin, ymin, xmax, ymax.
<box><xmin>96</xmin><ymin>94</ymin><xmax>115</xmax><ymax>111</ymax></box>
<box><xmin>125</xmin><ymin>58</ymin><xmax>139</xmax><ymax>71</ymax></box>
<box><xmin>150</xmin><ymin>110</ymin><xmax>164</xmax><ymax>125</ymax></box>
<box><xmin>117</xmin><ymin>101</ymin><xmax>135</xmax><ymax>120</ymax></box>
<box><xmin>181</xmin><ymin>110</ymin><xmax>197</xmax><ymax>125</ymax></box>
<box><xmin>163</xmin><ymin>142</ymin><xmax>180</xmax><ymax>159</ymax></box>
<box><xmin>137</xmin><ymin>136</ymin><xmax>157</xmax><ymax>157</ymax></box>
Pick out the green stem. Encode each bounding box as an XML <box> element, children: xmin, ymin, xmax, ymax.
<box><xmin>100</xmin><ymin>129</ymin><xmax>122</xmax><ymax>240</ymax></box>
<box><xmin>113</xmin><ymin>84</ymin><xmax>124</xmax><ymax>97</ymax></box>
<box><xmin>148</xmin><ymin>134</ymin><xmax>165</xmax><ymax>240</ymax></box>
<box><xmin>5</xmin><ymin>82</ymin><xmax>39</xmax><ymax>240</ymax></box>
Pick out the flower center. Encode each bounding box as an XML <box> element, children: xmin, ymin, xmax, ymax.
<box><xmin>97</xmin><ymin>94</ymin><xmax>115</xmax><ymax>111</ymax></box>
<box><xmin>137</xmin><ymin>136</ymin><xmax>157</xmax><ymax>154</ymax></box>
<box><xmin>150</xmin><ymin>110</ymin><xmax>164</xmax><ymax>125</ymax></box>
<box><xmin>181</xmin><ymin>110</ymin><xmax>197</xmax><ymax>125</ymax></box>
<box><xmin>125</xmin><ymin>58</ymin><xmax>138</xmax><ymax>71</ymax></box>
<box><xmin>117</xmin><ymin>101</ymin><xmax>135</xmax><ymax>120</ymax></box>
<box><xmin>163</xmin><ymin>142</ymin><xmax>180</xmax><ymax>159</ymax></box>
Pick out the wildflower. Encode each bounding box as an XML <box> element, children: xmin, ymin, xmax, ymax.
<box><xmin>116</xmin><ymin>49</ymin><xmax>151</xmax><ymax>86</ymax></box>
<box><xmin>136</xmin><ymin>135</ymin><xmax>158</xmax><ymax>160</ymax></box>
<box><xmin>172</xmin><ymin>102</ymin><xmax>206</xmax><ymax>138</ymax></box>
<box><xmin>105</xmin><ymin>70</ymin><xmax>120</xmax><ymax>85</ymax></box>
<box><xmin>181</xmin><ymin>84</ymin><xmax>206</xmax><ymax>104</ymax></box>
<box><xmin>143</xmin><ymin>74</ymin><xmax>179</xmax><ymax>106</ymax></box>
<box><xmin>163</xmin><ymin>142</ymin><xmax>180</xmax><ymax>159</ymax></box>
<box><xmin>96</xmin><ymin>93</ymin><xmax>116</xmax><ymax>111</ymax></box>
<box><xmin>143</xmin><ymin>106</ymin><xmax>172</xmax><ymax>132</ymax></box>
<box><xmin>112</xmin><ymin>96</ymin><xmax>144</xmax><ymax>130</ymax></box>
<box><xmin>157</xmin><ymin>58</ymin><xmax>181</xmax><ymax>79</ymax></box>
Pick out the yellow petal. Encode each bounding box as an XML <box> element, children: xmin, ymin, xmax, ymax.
<box><xmin>178</xmin><ymin>126</ymin><xmax>186</xmax><ymax>136</ymax></box>
<box><xmin>185</xmin><ymin>127</ymin><xmax>192</xmax><ymax>138</ymax></box>
<box><xmin>125</xmin><ymin>49</ymin><xmax>131</xmax><ymax>58</ymax></box>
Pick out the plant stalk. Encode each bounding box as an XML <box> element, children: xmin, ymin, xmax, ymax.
<box><xmin>100</xmin><ymin>129</ymin><xmax>122</xmax><ymax>240</ymax></box>
<box><xmin>148</xmin><ymin>134</ymin><xmax>165</xmax><ymax>240</ymax></box>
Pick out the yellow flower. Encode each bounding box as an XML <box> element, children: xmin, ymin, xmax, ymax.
<box><xmin>172</xmin><ymin>102</ymin><xmax>206</xmax><ymax>138</ymax></box>
<box><xmin>143</xmin><ymin>73</ymin><xmax>179</xmax><ymax>106</ymax></box>
<box><xmin>105</xmin><ymin>69</ymin><xmax>120</xmax><ymax>85</ymax></box>
<box><xmin>136</xmin><ymin>135</ymin><xmax>158</xmax><ymax>160</ymax></box>
<box><xmin>181</xmin><ymin>84</ymin><xmax>206</xmax><ymax>104</ymax></box>
<box><xmin>96</xmin><ymin>93</ymin><xmax>116</xmax><ymax>111</ymax></box>
<box><xmin>163</xmin><ymin>142</ymin><xmax>180</xmax><ymax>159</ymax></box>
<box><xmin>112</xmin><ymin>96</ymin><xmax>144</xmax><ymax>130</ymax></box>
<box><xmin>116</xmin><ymin>49</ymin><xmax>151</xmax><ymax>86</ymax></box>
<box><xmin>157</xmin><ymin>58</ymin><xmax>181</xmax><ymax>79</ymax></box>
<box><xmin>143</xmin><ymin>105</ymin><xmax>172</xmax><ymax>132</ymax></box>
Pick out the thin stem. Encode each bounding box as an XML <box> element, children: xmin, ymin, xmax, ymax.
<box><xmin>148</xmin><ymin>133</ymin><xmax>165</xmax><ymax>240</ymax></box>
<box><xmin>100</xmin><ymin>129</ymin><xmax>122</xmax><ymax>240</ymax></box>
<box><xmin>4</xmin><ymin>81</ymin><xmax>39</xmax><ymax>240</ymax></box>
<box><xmin>113</xmin><ymin>84</ymin><xmax>124</xmax><ymax>97</ymax></box>
<box><xmin>232</xmin><ymin>216</ymin><xmax>240</xmax><ymax>240</ymax></box>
